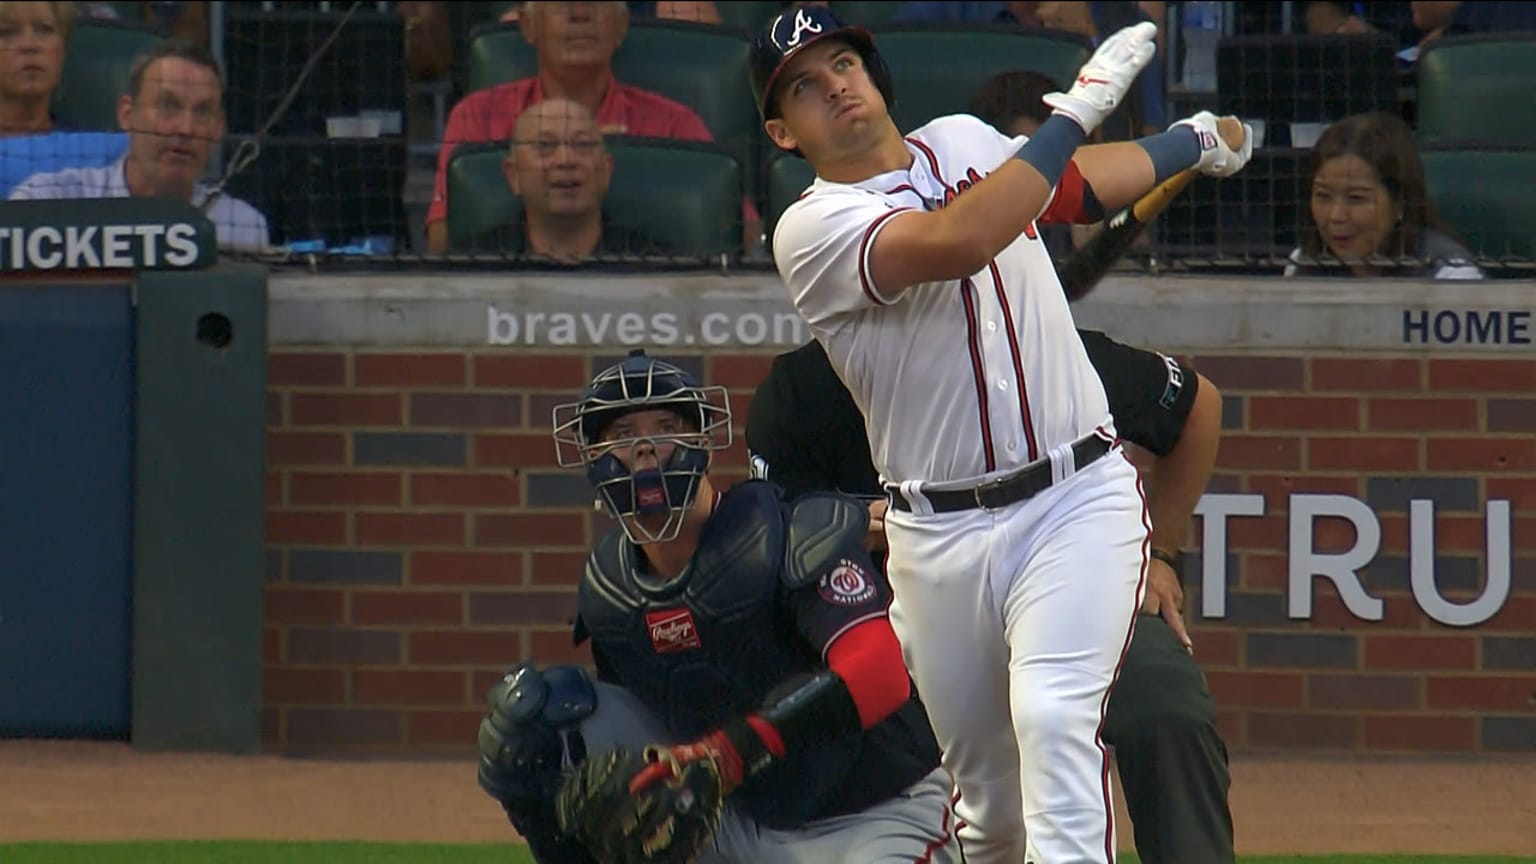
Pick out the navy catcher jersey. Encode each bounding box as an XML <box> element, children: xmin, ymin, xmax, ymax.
<box><xmin>575</xmin><ymin>480</ymin><xmax>941</xmax><ymax>829</ymax></box>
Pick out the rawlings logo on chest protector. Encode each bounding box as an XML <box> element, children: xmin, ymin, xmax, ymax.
<box><xmin>645</xmin><ymin>607</ymin><xmax>703</xmax><ymax>653</ymax></box>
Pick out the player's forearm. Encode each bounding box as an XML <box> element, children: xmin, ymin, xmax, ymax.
<box><xmin>1145</xmin><ymin>373</ymin><xmax>1222</xmax><ymax>556</ymax></box>
<box><xmin>1071</xmin><ymin>125</ymin><xmax>1203</xmax><ymax>212</ymax></box>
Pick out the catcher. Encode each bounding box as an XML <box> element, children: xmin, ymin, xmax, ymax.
<box><xmin>475</xmin><ymin>349</ymin><xmax>960</xmax><ymax>864</ymax></box>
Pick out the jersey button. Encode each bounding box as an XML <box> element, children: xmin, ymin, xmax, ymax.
<box><xmin>997</xmin><ymin>379</ymin><xmax>1009</xmax><ymax>391</ymax></box>
<box><xmin>1007</xmin><ymin>440</ymin><xmax>1018</xmax><ymax>451</ymax></box>
<box><xmin>986</xmin><ymin>321</ymin><xmax>998</xmax><ymax>332</ymax></box>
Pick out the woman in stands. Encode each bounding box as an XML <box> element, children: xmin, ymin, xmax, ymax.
<box><xmin>1287</xmin><ymin>111</ymin><xmax>1482</xmax><ymax>280</ymax></box>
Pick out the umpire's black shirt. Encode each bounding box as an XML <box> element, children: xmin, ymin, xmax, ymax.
<box><xmin>746</xmin><ymin>330</ymin><xmax>1200</xmax><ymax>501</ymax></box>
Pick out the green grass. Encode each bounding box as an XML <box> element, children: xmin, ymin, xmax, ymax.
<box><xmin>0</xmin><ymin>844</ymin><xmax>1530</xmax><ymax>863</ymax></box>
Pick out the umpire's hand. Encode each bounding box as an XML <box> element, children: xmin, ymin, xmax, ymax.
<box><xmin>1142</xmin><ymin>557</ymin><xmax>1194</xmax><ymax>654</ymax></box>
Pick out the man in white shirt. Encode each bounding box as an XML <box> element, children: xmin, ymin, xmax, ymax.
<box><xmin>10</xmin><ymin>39</ymin><xmax>268</xmax><ymax>254</ymax></box>
<box><xmin>752</xmin><ymin>7</ymin><xmax>1252</xmax><ymax>864</ymax></box>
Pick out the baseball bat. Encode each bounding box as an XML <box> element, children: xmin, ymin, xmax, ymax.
<box><xmin>1058</xmin><ymin>167</ymin><xmax>1199</xmax><ymax>302</ymax></box>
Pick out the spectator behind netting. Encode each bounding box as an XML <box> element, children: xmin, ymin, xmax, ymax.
<box><xmin>9</xmin><ymin>37</ymin><xmax>269</xmax><ymax>253</ymax></box>
<box><xmin>425</xmin><ymin>0</ymin><xmax>720</xmax><ymax>254</ymax></box>
<box><xmin>1304</xmin><ymin>1</ymin><xmax>1375</xmax><ymax>34</ymax></box>
<box><xmin>1407</xmin><ymin>2</ymin><xmax>1536</xmax><ymax>61</ymax></box>
<box><xmin>456</xmin><ymin>97</ymin><xmax>668</xmax><ymax>261</ymax></box>
<box><xmin>894</xmin><ymin>2</ymin><xmax>1166</xmax><ymax>138</ymax></box>
<box><xmin>1286</xmin><ymin>111</ymin><xmax>1481</xmax><ymax>280</ymax></box>
<box><xmin>0</xmin><ymin>1</ymin><xmax>129</xmax><ymax>196</ymax></box>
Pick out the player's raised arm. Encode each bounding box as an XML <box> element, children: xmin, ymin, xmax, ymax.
<box><xmin>860</xmin><ymin>22</ymin><xmax>1162</xmax><ymax>292</ymax></box>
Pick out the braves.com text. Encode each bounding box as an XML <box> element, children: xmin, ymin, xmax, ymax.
<box><xmin>486</xmin><ymin>305</ymin><xmax>809</xmax><ymax>348</ymax></box>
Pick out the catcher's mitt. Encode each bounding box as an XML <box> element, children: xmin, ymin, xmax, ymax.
<box><xmin>555</xmin><ymin>744</ymin><xmax>725</xmax><ymax>864</ymax></box>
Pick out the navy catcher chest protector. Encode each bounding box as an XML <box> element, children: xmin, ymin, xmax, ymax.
<box><xmin>552</xmin><ymin>350</ymin><xmax>732</xmax><ymax>545</ymax></box>
<box><xmin>749</xmin><ymin>5</ymin><xmax>895</xmax><ymax>120</ymax></box>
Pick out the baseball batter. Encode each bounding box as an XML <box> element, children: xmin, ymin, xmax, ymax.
<box><xmin>475</xmin><ymin>350</ymin><xmax>961</xmax><ymax>864</ymax></box>
<box><xmin>750</xmin><ymin>7</ymin><xmax>1252</xmax><ymax>863</ymax></box>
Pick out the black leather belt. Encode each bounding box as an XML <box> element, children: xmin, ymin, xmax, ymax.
<box><xmin>887</xmin><ymin>434</ymin><xmax>1113</xmax><ymax>514</ymax></box>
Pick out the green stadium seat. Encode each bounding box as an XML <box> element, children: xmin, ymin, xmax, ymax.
<box><xmin>52</xmin><ymin>18</ymin><xmax>166</xmax><ymax>131</ymax></box>
<box><xmin>830</xmin><ymin>1</ymin><xmax>905</xmax><ymax>29</ymax></box>
<box><xmin>764</xmin><ymin>153</ymin><xmax>816</xmax><ymax>244</ymax></box>
<box><xmin>1420</xmin><ymin>148</ymin><xmax>1536</xmax><ymax>265</ymax></box>
<box><xmin>866</xmin><ymin>25</ymin><xmax>1092</xmax><ymax>135</ymax></box>
<box><xmin>465</xmin><ymin>20</ymin><xmax>760</xmax><ymax>218</ymax></box>
<box><xmin>715</xmin><ymin>1</ymin><xmax>781</xmax><ymax>33</ymax></box>
<box><xmin>445</xmin><ymin>136</ymin><xmax>743</xmax><ymax>261</ymax></box>
<box><xmin>1417</xmin><ymin>33</ymin><xmax>1536</xmax><ymax>149</ymax></box>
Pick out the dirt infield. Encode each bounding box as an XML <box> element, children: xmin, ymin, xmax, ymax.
<box><xmin>2</xmin><ymin>741</ymin><xmax>1533</xmax><ymax>855</ymax></box>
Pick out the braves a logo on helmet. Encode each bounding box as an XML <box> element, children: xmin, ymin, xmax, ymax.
<box><xmin>782</xmin><ymin>7</ymin><xmax>824</xmax><ymax>48</ymax></box>
<box><xmin>818</xmin><ymin>559</ymin><xmax>877</xmax><ymax>606</ymax></box>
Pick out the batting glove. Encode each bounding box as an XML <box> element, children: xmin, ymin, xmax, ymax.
<box><xmin>1043</xmin><ymin>20</ymin><xmax>1159</xmax><ymax>134</ymax></box>
<box><xmin>1171</xmin><ymin>111</ymin><xmax>1255</xmax><ymax>178</ymax></box>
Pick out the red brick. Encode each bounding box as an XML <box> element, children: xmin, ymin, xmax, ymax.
<box><xmin>355</xmin><ymin>512</ymin><xmax>466</xmax><ymax>547</ymax></box>
<box><xmin>1309</xmin><ymin>592</ymin><xmax>1424</xmax><ymax>631</ymax></box>
<box><xmin>1429</xmin><ymin>359</ymin><xmax>1536</xmax><ymax>393</ymax></box>
<box><xmin>1488</xmin><ymin>478</ymin><xmax>1536</xmax><ymax>512</ymax></box>
<box><xmin>475</xmin><ymin>354</ymin><xmax>589</xmax><ymax>389</ymax></box>
<box><xmin>351</xmin><ymin>590</ymin><xmax>464</xmax><ymax>626</ymax></box>
<box><xmin>1308</xmin><ymin>437</ymin><xmax>1419</xmax><ymax>472</ymax></box>
<box><xmin>726</xmin><ymin>393</ymin><xmax>755</xmax><ymax>428</ymax></box>
<box><xmin>290</xmin><ymin>393</ymin><xmax>403</xmax><ymax>427</ymax></box>
<box><xmin>1248</xmin><ymin>712</ymin><xmax>1358</xmax><ymax>749</ymax></box>
<box><xmin>1245</xmin><ymin>475</ymin><xmax>1361</xmax><ymax>507</ymax></box>
<box><xmin>267</xmin><ymin>431</ymin><xmax>347</xmax><ymax>466</ymax></box>
<box><xmin>1362</xmin><ymin>714</ymin><xmax>1476</xmax><ymax>751</ymax></box>
<box><xmin>264</xmin><ymin>588</ymin><xmax>347</xmax><ymax>625</ymax></box>
<box><xmin>354</xmin><ymin>353</ymin><xmax>467</xmax><ymax>388</ymax></box>
<box><xmin>1310</xmin><ymin>357</ymin><xmax>1422</xmax><ymax>392</ymax></box>
<box><xmin>1215</xmin><ymin>436</ymin><xmax>1300</xmax><ymax>471</ymax></box>
<box><xmin>266</xmin><ymin>510</ymin><xmax>348</xmax><ymax>545</ymax></box>
<box><xmin>289</xmin><ymin>472</ymin><xmax>402</xmax><ymax>507</ymax></box>
<box><xmin>1215</xmin><ymin>709</ymin><xmax>1244</xmax><ymax>748</ymax></box>
<box><xmin>530</xmin><ymin>551</ymin><xmax>590</xmax><ymax>586</ymax></box>
<box><xmin>1377</xmin><ymin>514</ymin><xmax>1409</xmax><ymax>556</ymax></box>
<box><xmin>263</xmin><ymin>668</ymin><xmax>346</xmax><ymax>704</ymax></box>
<box><xmin>472</xmin><ymin>669</ymin><xmax>515</xmax><ymax>701</ymax></box>
<box><xmin>267</xmin><ymin>471</ymin><xmax>285</xmax><ymax>507</ymax></box>
<box><xmin>475</xmin><ymin>433</ymin><xmax>560</xmax><ymax>469</ymax></box>
<box><xmin>475</xmin><ymin>513</ymin><xmax>588</xmax><ymax>547</ymax></box>
<box><xmin>1309</xmin><ymin>516</ymin><xmax>1366</xmax><ymax>554</ymax></box>
<box><xmin>410</xmin><ymin>631</ymin><xmax>525</xmax><ymax>665</ymax></box>
<box><xmin>1187</xmin><ymin>355</ymin><xmax>1304</xmax><ymax>391</ymax></box>
<box><xmin>353</xmin><ymin>669</ymin><xmax>468</xmax><ymax>706</ymax></box>
<box><xmin>1367</xmin><ymin>398</ymin><xmax>1480</xmax><ymax>432</ymax></box>
<box><xmin>1224</xmin><ymin>514</ymin><xmax>1286</xmax><ymax>551</ymax></box>
<box><xmin>1204</xmin><ymin>671</ymin><xmax>1305</xmax><ymax>708</ymax></box>
<box><xmin>411</xmin><ymin>551</ymin><xmax>523</xmax><ymax>586</ymax></box>
<box><xmin>1186</xmin><ymin>629</ymin><xmax>1240</xmax><ymax>667</ymax></box>
<box><xmin>1243</xmin><ymin>554</ymin><xmax>1288</xmax><ymax>591</ymax></box>
<box><xmin>269</xmin><ymin>353</ymin><xmax>347</xmax><ymax>387</ymax></box>
<box><xmin>405</xmin><ymin>710</ymin><xmax>485</xmax><ymax>748</ymax></box>
<box><xmin>1426</xmin><ymin>676</ymin><xmax>1536</xmax><ymax>711</ymax></box>
<box><xmin>1364</xmin><ymin>635</ymin><xmax>1476</xmax><ymax>670</ymax></box>
<box><xmin>264</xmin><ymin>627</ymin><xmax>283</xmax><ymax>663</ymax></box>
<box><xmin>1427</xmin><ymin>438</ymin><xmax>1536</xmax><ymax>472</ymax></box>
<box><xmin>1308</xmin><ymin>674</ymin><xmax>1421</xmax><ymax>710</ymax></box>
<box><xmin>1249</xmin><ymin>396</ymin><xmax>1360</xmax><ymax>431</ymax></box>
<box><xmin>1478</xmin><ymin>597</ymin><xmax>1536</xmax><ymax>633</ymax></box>
<box><xmin>409</xmin><ymin>472</ymin><xmax>520</xmax><ymax>508</ymax></box>
<box><xmin>708</xmin><ymin>354</ymin><xmax>777</xmax><ymax>389</ymax></box>
<box><xmin>267</xmin><ymin>392</ymin><xmax>285</xmax><ymax>427</ymax></box>
<box><xmin>530</xmin><ymin>629</ymin><xmax>594</xmax><ymax>667</ymax></box>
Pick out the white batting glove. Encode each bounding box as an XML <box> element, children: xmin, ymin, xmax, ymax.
<box><xmin>1042</xmin><ymin>20</ymin><xmax>1159</xmax><ymax>134</ymax></box>
<box><xmin>1171</xmin><ymin>111</ymin><xmax>1255</xmax><ymax>178</ymax></box>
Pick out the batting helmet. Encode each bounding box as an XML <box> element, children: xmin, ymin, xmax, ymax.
<box><xmin>552</xmin><ymin>349</ymin><xmax>732</xmax><ymax>544</ymax></box>
<box><xmin>749</xmin><ymin>5</ymin><xmax>895</xmax><ymax>121</ymax></box>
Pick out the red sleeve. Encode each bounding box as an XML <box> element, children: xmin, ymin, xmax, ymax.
<box><xmin>824</xmin><ymin>617</ymin><xmax>912</xmax><ymax>729</ymax></box>
<box><xmin>1038</xmin><ymin>159</ymin><xmax>1095</xmax><ymax>225</ymax></box>
<box><xmin>426</xmin><ymin>92</ymin><xmax>487</xmax><ymax>227</ymax></box>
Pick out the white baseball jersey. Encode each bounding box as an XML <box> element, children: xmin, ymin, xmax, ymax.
<box><xmin>773</xmin><ymin>114</ymin><xmax>1113</xmax><ymax>490</ymax></box>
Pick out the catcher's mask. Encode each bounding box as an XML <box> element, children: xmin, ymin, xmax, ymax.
<box><xmin>553</xmin><ymin>350</ymin><xmax>732</xmax><ymax>545</ymax></box>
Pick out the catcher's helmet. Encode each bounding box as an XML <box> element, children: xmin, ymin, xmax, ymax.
<box><xmin>749</xmin><ymin>5</ymin><xmax>894</xmax><ymax>121</ymax></box>
<box><xmin>552</xmin><ymin>349</ymin><xmax>732</xmax><ymax>544</ymax></box>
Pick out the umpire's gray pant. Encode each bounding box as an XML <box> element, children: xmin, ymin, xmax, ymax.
<box><xmin>581</xmin><ymin>682</ymin><xmax>962</xmax><ymax>864</ymax></box>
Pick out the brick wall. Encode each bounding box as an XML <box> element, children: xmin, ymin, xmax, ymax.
<box><xmin>262</xmin><ymin>348</ymin><xmax>1535</xmax><ymax>755</ymax></box>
